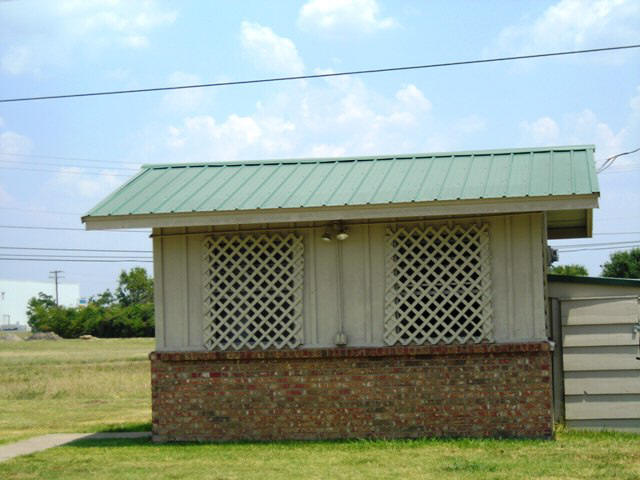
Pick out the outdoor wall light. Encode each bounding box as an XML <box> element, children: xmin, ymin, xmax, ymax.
<box><xmin>335</xmin><ymin>222</ymin><xmax>349</xmax><ymax>241</ymax></box>
<box><xmin>336</xmin><ymin>229</ymin><xmax>349</xmax><ymax>241</ymax></box>
<box><xmin>322</xmin><ymin>223</ymin><xmax>348</xmax><ymax>241</ymax></box>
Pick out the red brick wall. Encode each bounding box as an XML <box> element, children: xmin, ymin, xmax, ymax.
<box><xmin>150</xmin><ymin>342</ymin><xmax>553</xmax><ymax>442</ymax></box>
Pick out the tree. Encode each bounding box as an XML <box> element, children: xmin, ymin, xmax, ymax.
<box><xmin>115</xmin><ymin>268</ymin><xmax>153</xmax><ymax>307</ymax></box>
<box><xmin>550</xmin><ymin>264</ymin><xmax>589</xmax><ymax>276</ymax></box>
<box><xmin>25</xmin><ymin>268</ymin><xmax>155</xmax><ymax>338</ymax></box>
<box><xmin>26</xmin><ymin>293</ymin><xmax>57</xmax><ymax>332</ymax></box>
<box><xmin>601</xmin><ymin>248</ymin><xmax>640</xmax><ymax>279</ymax></box>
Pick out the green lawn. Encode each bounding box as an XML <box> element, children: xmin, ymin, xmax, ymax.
<box><xmin>1</xmin><ymin>338</ymin><xmax>639</xmax><ymax>479</ymax></box>
<box><xmin>0</xmin><ymin>337</ymin><xmax>153</xmax><ymax>444</ymax></box>
<box><xmin>0</xmin><ymin>431</ymin><xmax>639</xmax><ymax>479</ymax></box>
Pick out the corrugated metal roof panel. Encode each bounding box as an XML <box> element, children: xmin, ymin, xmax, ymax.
<box><xmin>85</xmin><ymin>145</ymin><xmax>599</xmax><ymax>217</ymax></box>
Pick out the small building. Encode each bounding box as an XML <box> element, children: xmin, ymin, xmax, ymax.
<box><xmin>83</xmin><ymin>145</ymin><xmax>599</xmax><ymax>441</ymax></box>
<box><xmin>0</xmin><ymin>279</ymin><xmax>80</xmax><ymax>329</ymax></box>
<box><xmin>548</xmin><ymin>275</ymin><xmax>640</xmax><ymax>433</ymax></box>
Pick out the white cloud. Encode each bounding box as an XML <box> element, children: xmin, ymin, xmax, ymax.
<box><xmin>52</xmin><ymin>167</ymin><xmax>122</xmax><ymax>198</ymax></box>
<box><xmin>163</xmin><ymin>78</ymin><xmax>490</xmax><ymax>162</ymax></box>
<box><xmin>568</xmin><ymin>109</ymin><xmax>626</xmax><ymax>161</ymax></box>
<box><xmin>455</xmin><ymin>115</ymin><xmax>487</xmax><ymax>135</ymax></box>
<box><xmin>0</xmin><ymin>131</ymin><xmax>33</xmax><ymax>156</ymax></box>
<box><xmin>122</xmin><ymin>35</ymin><xmax>149</xmax><ymax>48</ymax></box>
<box><xmin>308</xmin><ymin>144</ymin><xmax>348</xmax><ymax>157</ymax></box>
<box><xmin>519</xmin><ymin>105</ymin><xmax>636</xmax><ymax>169</ymax></box>
<box><xmin>0</xmin><ymin>185</ymin><xmax>14</xmax><ymax>205</ymax></box>
<box><xmin>0</xmin><ymin>46</ymin><xmax>33</xmax><ymax>75</ymax></box>
<box><xmin>490</xmin><ymin>0</ymin><xmax>639</xmax><ymax>56</ymax></box>
<box><xmin>240</xmin><ymin>22</ymin><xmax>304</xmax><ymax>75</ymax></box>
<box><xmin>299</xmin><ymin>0</ymin><xmax>396</xmax><ymax>32</ymax></box>
<box><xmin>395</xmin><ymin>84</ymin><xmax>432</xmax><ymax>111</ymax></box>
<box><xmin>630</xmin><ymin>85</ymin><xmax>640</xmax><ymax>115</ymax></box>
<box><xmin>61</xmin><ymin>1</ymin><xmax>176</xmax><ymax>42</ymax></box>
<box><xmin>168</xmin><ymin>113</ymin><xmax>296</xmax><ymax>161</ymax></box>
<box><xmin>1</xmin><ymin>1</ymin><xmax>176</xmax><ymax>75</ymax></box>
<box><xmin>520</xmin><ymin>117</ymin><xmax>560</xmax><ymax>144</ymax></box>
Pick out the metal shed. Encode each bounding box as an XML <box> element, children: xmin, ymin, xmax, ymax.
<box><xmin>549</xmin><ymin>275</ymin><xmax>640</xmax><ymax>432</ymax></box>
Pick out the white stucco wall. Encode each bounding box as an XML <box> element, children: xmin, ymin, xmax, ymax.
<box><xmin>151</xmin><ymin>212</ymin><xmax>547</xmax><ymax>351</ymax></box>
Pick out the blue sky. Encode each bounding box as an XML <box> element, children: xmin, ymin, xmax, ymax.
<box><xmin>0</xmin><ymin>0</ymin><xmax>639</xmax><ymax>296</ymax></box>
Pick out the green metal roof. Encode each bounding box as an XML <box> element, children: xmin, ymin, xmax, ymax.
<box><xmin>84</xmin><ymin>145</ymin><xmax>599</xmax><ymax>218</ymax></box>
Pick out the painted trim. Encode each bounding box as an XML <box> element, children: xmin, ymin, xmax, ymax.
<box><xmin>149</xmin><ymin>340</ymin><xmax>552</xmax><ymax>361</ymax></box>
<box><xmin>83</xmin><ymin>194</ymin><xmax>599</xmax><ymax>230</ymax></box>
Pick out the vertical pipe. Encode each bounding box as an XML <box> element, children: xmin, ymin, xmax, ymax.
<box><xmin>550</xmin><ymin>298</ymin><xmax>565</xmax><ymax>424</ymax></box>
<box><xmin>334</xmin><ymin>238</ymin><xmax>347</xmax><ymax>345</ymax></box>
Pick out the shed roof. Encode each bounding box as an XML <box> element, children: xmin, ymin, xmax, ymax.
<box><xmin>548</xmin><ymin>274</ymin><xmax>640</xmax><ymax>288</ymax></box>
<box><xmin>83</xmin><ymin>145</ymin><xmax>599</xmax><ymax>235</ymax></box>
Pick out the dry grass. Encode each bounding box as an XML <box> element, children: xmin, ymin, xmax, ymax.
<box><xmin>0</xmin><ymin>338</ymin><xmax>153</xmax><ymax>444</ymax></box>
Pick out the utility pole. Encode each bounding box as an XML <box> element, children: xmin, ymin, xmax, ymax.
<box><xmin>49</xmin><ymin>270</ymin><xmax>63</xmax><ymax>305</ymax></box>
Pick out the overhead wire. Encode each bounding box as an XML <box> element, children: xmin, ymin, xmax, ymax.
<box><xmin>558</xmin><ymin>243</ymin><xmax>640</xmax><ymax>253</ymax></box>
<box><xmin>0</xmin><ymin>246</ymin><xmax>151</xmax><ymax>253</ymax></box>
<box><xmin>553</xmin><ymin>240</ymin><xmax>640</xmax><ymax>249</ymax></box>
<box><xmin>0</xmin><ymin>257</ymin><xmax>152</xmax><ymax>263</ymax></box>
<box><xmin>0</xmin><ymin>166</ymin><xmax>133</xmax><ymax>177</ymax></box>
<box><xmin>0</xmin><ymin>158</ymin><xmax>138</xmax><ymax>172</ymax></box>
<box><xmin>596</xmin><ymin>147</ymin><xmax>640</xmax><ymax>173</ymax></box>
<box><xmin>0</xmin><ymin>206</ymin><xmax>83</xmax><ymax>216</ymax></box>
<box><xmin>1</xmin><ymin>44</ymin><xmax>639</xmax><ymax>103</ymax></box>
<box><xmin>0</xmin><ymin>225</ymin><xmax>148</xmax><ymax>232</ymax></box>
<box><xmin>0</xmin><ymin>253</ymin><xmax>151</xmax><ymax>259</ymax></box>
<box><xmin>0</xmin><ymin>151</ymin><xmax>136</xmax><ymax>166</ymax></box>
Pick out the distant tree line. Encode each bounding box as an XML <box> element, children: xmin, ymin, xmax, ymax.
<box><xmin>550</xmin><ymin>247</ymin><xmax>640</xmax><ymax>279</ymax></box>
<box><xmin>27</xmin><ymin>268</ymin><xmax>154</xmax><ymax>338</ymax></box>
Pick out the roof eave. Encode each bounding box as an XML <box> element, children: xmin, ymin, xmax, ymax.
<box><xmin>82</xmin><ymin>193</ymin><xmax>599</xmax><ymax>231</ymax></box>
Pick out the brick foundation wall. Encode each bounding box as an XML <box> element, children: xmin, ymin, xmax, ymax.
<box><xmin>150</xmin><ymin>342</ymin><xmax>553</xmax><ymax>442</ymax></box>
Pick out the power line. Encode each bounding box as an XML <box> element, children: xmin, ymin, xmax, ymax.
<box><xmin>2</xmin><ymin>44</ymin><xmax>639</xmax><ymax>104</ymax></box>
<box><xmin>553</xmin><ymin>240</ymin><xmax>640</xmax><ymax>249</ymax></box>
<box><xmin>0</xmin><ymin>206</ymin><xmax>82</xmax><ymax>216</ymax></box>
<box><xmin>0</xmin><ymin>158</ymin><xmax>138</xmax><ymax>172</ymax></box>
<box><xmin>557</xmin><ymin>244</ymin><xmax>640</xmax><ymax>253</ymax></box>
<box><xmin>0</xmin><ymin>257</ymin><xmax>152</xmax><ymax>263</ymax></box>
<box><xmin>0</xmin><ymin>166</ymin><xmax>132</xmax><ymax>177</ymax></box>
<box><xmin>0</xmin><ymin>246</ymin><xmax>151</xmax><ymax>253</ymax></box>
<box><xmin>0</xmin><ymin>151</ymin><xmax>135</xmax><ymax>166</ymax></box>
<box><xmin>0</xmin><ymin>225</ymin><xmax>148</xmax><ymax>233</ymax></box>
<box><xmin>597</xmin><ymin>147</ymin><xmax>640</xmax><ymax>173</ymax></box>
<box><xmin>0</xmin><ymin>252</ymin><xmax>151</xmax><ymax>258</ymax></box>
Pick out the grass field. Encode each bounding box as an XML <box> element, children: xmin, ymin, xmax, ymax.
<box><xmin>1</xmin><ymin>338</ymin><xmax>639</xmax><ymax>479</ymax></box>
<box><xmin>0</xmin><ymin>337</ymin><xmax>153</xmax><ymax>444</ymax></box>
<box><xmin>0</xmin><ymin>431</ymin><xmax>639</xmax><ymax>479</ymax></box>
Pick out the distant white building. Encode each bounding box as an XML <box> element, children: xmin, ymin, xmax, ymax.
<box><xmin>0</xmin><ymin>279</ymin><xmax>80</xmax><ymax>329</ymax></box>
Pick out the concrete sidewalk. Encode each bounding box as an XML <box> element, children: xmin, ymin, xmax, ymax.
<box><xmin>0</xmin><ymin>432</ymin><xmax>150</xmax><ymax>463</ymax></box>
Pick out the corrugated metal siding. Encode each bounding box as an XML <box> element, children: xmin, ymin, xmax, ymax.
<box><xmin>86</xmin><ymin>145</ymin><xmax>599</xmax><ymax>217</ymax></box>
<box><xmin>558</xmin><ymin>296</ymin><xmax>640</xmax><ymax>432</ymax></box>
